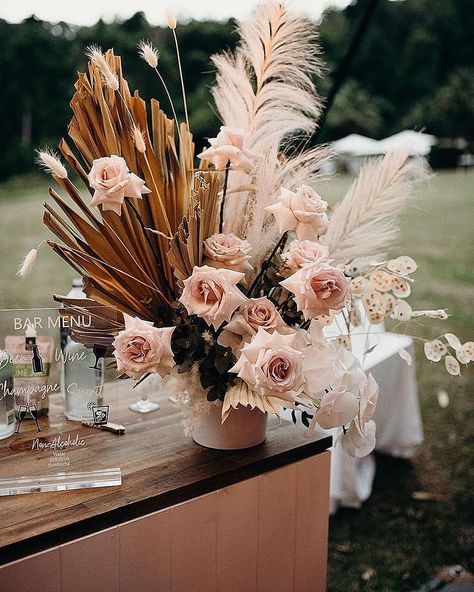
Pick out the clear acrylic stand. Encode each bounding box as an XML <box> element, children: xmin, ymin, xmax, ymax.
<box><xmin>0</xmin><ymin>307</ymin><xmax>123</xmax><ymax>496</ymax></box>
<box><xmin>0</xmin><ymin>468</ymin><xmax>122</xmax><ymax>496</ymax></box>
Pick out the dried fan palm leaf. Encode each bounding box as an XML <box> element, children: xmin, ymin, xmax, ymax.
<box><xmin>166</xmin><ymin>171</ymin><xmax>221</xmax><ymax>285</ymax></box>
<box><xmin>53</xmin><ymin>296</ymin><xmax>123</xmax><ymax>353</ymax></box>
<box><xmin>44</xmin><ymin>49</ymin><xmax>204</xmax><ymax>334</ymax></box>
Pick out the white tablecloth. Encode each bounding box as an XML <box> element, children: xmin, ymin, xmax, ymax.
<box><xmin>328</xmin><ymin>329</ymin><xmax>424</xmax><ymax>512</ymax></box>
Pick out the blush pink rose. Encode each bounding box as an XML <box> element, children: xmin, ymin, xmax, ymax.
<box><xmin>112</xmin><ymin>314</ymin><xmax>175</xmax><ymax>380</ymax></box>
<box><xmin>197</xmin><ymin>126</ymin><xmax>257</xmax><ymax>170</ymax></box>
<box><xmin>281</xmin><ymin>239</ymin><xmax>329</xmax><ymax>273</ymax></box>
<box><xmin>265</xmin><ymin>185</ymin><xmax>329</xmax><ymax>241</ymax></box>
<box><xmin>179</xmin><ymin>265</ymin><xmax>247</xmax><ymax>329</ymax></box>
<box><xmin>203</xmin><ymin>233</ymin><xmax>253</xmax><ymax>274</ymax></box>
<box><xmin>88</xmin><ymin>155</ymin><xmax>151</xmax><ymax>215</ymax></box>
<box><xmin>230</xmin><ymin>328</ymin><xmax>304</xmax><ymax>402</ymax></box>
<box><xmin>218</xmin><ymin>297</ymin><xmax>290</xmax><ymax>349</ymax></box>
<box><xmin>280</xmin><ymin>261</ymin><xmax>349</xmax><ymax>320</ymax></box>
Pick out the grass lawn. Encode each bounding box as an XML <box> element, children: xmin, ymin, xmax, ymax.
<box><xmin>0</xmin><ymin>170</ymin><xmax>473</xmax><ymax>589</ymax></box>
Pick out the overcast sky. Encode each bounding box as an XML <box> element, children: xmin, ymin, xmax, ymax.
<box><xmin>0</xmin><ymin>0</ymin><xmax>352</xmax><ymax>25</ymax></box>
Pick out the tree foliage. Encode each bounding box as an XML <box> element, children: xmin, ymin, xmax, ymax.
<box><xmin>0</xmin><ymin>0</ymin><xmax>472</xmax><ymax>179</ymax></box>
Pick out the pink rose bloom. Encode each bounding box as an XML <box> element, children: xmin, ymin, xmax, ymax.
<box><xmin>197</xmin><ymin>126</ymin><xmax>257</xmax><ymax>170</ymax></box>
<box><xmin>309</xmin><ymin>385</ymin><xmax>359</xmax><ymax>431</ymax></box>
<box><xmin>281</xmin><ymin>239</ymin><xmax>329</xmax><ymax>273</ymax></box>
<box><xmin>265</xmin><ymin>185</ymin><xmax>329</xmax><ymax>241</ymax></box>
<box><xmin>230</xmin><ymin>328</ymin><xmax>304</xmax><ymax>402</ymax></box>
<box><xmin>218</xmin><ymin>297</ymin><xmax>289</xmax><ymax>349</ymax></box>
<box><xmin>88</xmin><ymin>155</ymin><xmax>151</xmax><ymax>215</ymax></box>
<box><xmin>179</xmin><ymin>265</ymin><xmax>247</xmax><ymax>329</ymax></box>
<box><xmin>203</xmin><ymin>233</ymin><xmax>253</xmax><ymax>274</ymax></box>
<box><xmin>112</xmin><ymin>314</ymin><xmax>175</xmax><ymax>380</ymax></box>
<box><xmin>280</xmin><ymin>261</ymin><xmax>349</xmax><ymax>320</ymax></box>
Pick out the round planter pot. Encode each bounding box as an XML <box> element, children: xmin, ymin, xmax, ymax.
<box><xmin>192</xmin><ymin>404</ymin><xmax>267</xmax><ymax>450</ymax></box>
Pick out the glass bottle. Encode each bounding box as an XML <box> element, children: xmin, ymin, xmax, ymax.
<box><xmin>62</xmin><ymin>337</ymin><xmax>104</xmax><ymax>422</ymax></box>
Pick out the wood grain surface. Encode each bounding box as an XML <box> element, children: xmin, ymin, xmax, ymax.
<box><xmin>0</xmin><ymin>381</ymin><xmax>331</xmax><ymax>564</ymax></box>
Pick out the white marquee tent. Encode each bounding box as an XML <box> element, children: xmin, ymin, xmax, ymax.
<box><xmin>329</xmin><ymin>131</ymin><xmax>437</xmax><ymax>174</ymax></box>
<box><xmin>331</xmin><ymin>133</ymin><xmax>382</xmax><ymax>156</ymax></box>
<box><xmin>377</xmin><ymin>130</ymin><xmax>437</xmax><ymax>156</ymax></box>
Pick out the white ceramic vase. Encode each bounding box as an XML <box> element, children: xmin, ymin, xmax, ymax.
<box><xmin>192</xmin><ymin>403</ymin><xmax>267</xmax><ymax>450</ymax></box>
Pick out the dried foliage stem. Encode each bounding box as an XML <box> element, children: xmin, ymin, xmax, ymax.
<box><xmin>219</xmin><ymin>163</ymin><xmax>230</xmax><ymax>233</ymax></box>
<box><xmin>248</xmin><ymin>231</ymin><xmax>288</xmax><ymax>296</ymax></box>
<box><xmin>171</xmin><ymin>29</ymin><xmax>190</xmax><ymax>131</ymax></box>
<box><xmin>154</xmin><ymin>67</ymin><xmax>181</xmax><ymax>141</ymax></box>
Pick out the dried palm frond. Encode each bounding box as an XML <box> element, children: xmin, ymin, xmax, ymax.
<box><xmin>43</xmin><ymin>49</ymin><xmax>217</xmax><ymax>335</ymax></box>
<box><xmin>167</xmin><ymin>171</ymin><xmax>221</xmax><ymax>285</ymax></box>
<box><xmin>322</xmin><ymin>150</ymin><xmax>429</xmax><ymax>270</ymax></box>
<box><xmin>53</xmin><ymin>296</ymin><xmax>123</xmax><ymax>353</ymax></box>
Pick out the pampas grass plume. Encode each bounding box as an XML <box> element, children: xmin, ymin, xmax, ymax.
<box><xmin>85</xmin><ymin>45</ymin><xmax>119</xmax><ymax>91</ymax></box>
<box><xmin>17</xmin><ymin>249</ymin><xmax>38</xmax><ymax>278</ymax></box>
<box><xmin>138</xmin><ymin>40</ymin><xmax>159</xmax><ymax>68</ymax></box>
<box><xmin>132</xmin><ymin>124</ymin><xmax>147</xmax><ymax>154</ymax></box>
<box><xmin>166</xmin><ymin>9</ymin><xmax>177</xmax><ymax>29</ymax></box>
<box><xmin>36</xmin><ymin>148</ymin><xmax>68</xmax><ymax>178</ymax></box>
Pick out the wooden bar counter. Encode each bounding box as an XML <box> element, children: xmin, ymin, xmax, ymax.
<box><xmin>0</xmin><ymin>389</ymin><xmax>331</xmax><ymax>592</ymax></box>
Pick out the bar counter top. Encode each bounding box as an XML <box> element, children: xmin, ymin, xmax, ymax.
<box><xmin>0</xmin><ymin>386</ymin><xmax>331</xmax><ymax>565</ymax></box>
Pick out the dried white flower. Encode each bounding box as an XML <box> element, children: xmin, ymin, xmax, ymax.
<box><xmin>85</xmin><ymin>45</ymin><xmax>119</xmax><ymax>91</ymax></box>
<box><xmin>411</xmin><ymin>309</ymin><xmax>448</xmax><ymax>320</ymax></box>
<box><xmin>166</xmin><ymin>9</ymin><xmax>177</xmax><ymax>29</ymax></box>
<box><xmin>390</xmin><ymin>300</ymin><xmax>412</xmax><ymax>322</ymax></box>
<box><xmin>17</xmin><ymin>249</ymin><xmax>38</xmax><ymax>278</ymax></box>
<box><xmin>369</xmin><ymin>269</ymin><xmax>392</xmax><ymax>292</ymax></box>
<box><xmin>138</xmin><ymin>40</ymin><xmax>159</xmax><ymax>69</ymax></box>
<box><xmin>35</xmin><ymin>148</ymin><xmax>68</xmax><ymax>178</ymax></box>
<box><xmin>387</xmin><ymin>256</ymin><xmax>417</xmax><ymax>275</ymax></box>
<box><xmin>444</xmin><ymin>333</ymin><xmax>462</xmax><ymax>351</ymax></box>
<box><xmin>424</xmin><ymin>339</ymin><xmax>446</xmax><ymax>362</ymax></box>
<box><xmin>444</xmin><ymin>355</ymin><xmax>460</xmax><ymax>376</ymax></box>
<box><xmin>462</xmin><ymin>341</ymin><xmax>474</xmax><ymax>362</ymax></box>
<box><xmin>391</xmin><ymin>275</ymin><xmax>411</xmax><ymax>298</ymax></box>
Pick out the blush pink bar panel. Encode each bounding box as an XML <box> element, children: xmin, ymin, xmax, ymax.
<box><xmin>0</xmin><ymin>451</ymin><xmax>330</xmax><ymax>592</ymax></box>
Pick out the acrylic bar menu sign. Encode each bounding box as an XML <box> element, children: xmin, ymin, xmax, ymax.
<box><xmin>0</xmin><ymin>308</ymin><xmax>122</xmax><ymax>495</ymax></box>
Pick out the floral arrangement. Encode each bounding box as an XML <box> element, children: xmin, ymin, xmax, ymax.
<box><xmin>21</xmin><ymin>1</ymin><xmax>472</xmax><ymax>456</ymax></box>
